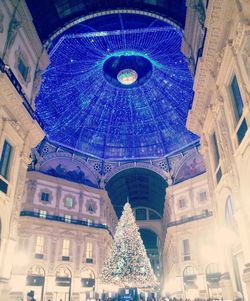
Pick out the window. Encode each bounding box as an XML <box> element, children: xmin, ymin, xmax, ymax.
<box><xmin>179</xmin><ymin>199</ymin><xmax>186</xmax><ymax>209</ymax></box>
<box><xmin>41</xmin><ymin>192</ymin><xmax>49</xmax><ymax>202</ymax></box>
<box><xmin>202</xmin><ymin>209</ymin><xmax>209</xmax><ymax>216</ymax></box>
<box><xmin>39</xmin><ymin>210</ymin><xmax>47</xmax><ymax>219</ymax></box>
<box><xmin>35</xmin><ymin>236</ymin><xmax>44</xmax><ymax>258</ymax></box>
<box><xmin>64</xmin><ymin>196</ymin><xmax>74</xmax><ymax>208</ymax></box>
<box><xmin>230</xmin><ymin>75</ymin><xmax>244</xmax><ymax>123</ymax></box>
<box><xmin>206</xmin><ymin>263</ymin><xmax>220</xmax><ymax>282</ymax></box>
<box><xmin>0</xmin><ymin>140</ymin><xmax>13</xmax><ymax>180</ymax></box>
<box><xmin>135</xmin><ymin>208</ymin><xmax>147</xmax><ymax>220</ymax></box>
<box><xmin>183</xmin><ymin>266</ymin><xmax>196</xmax><ymax>278</ymax></box>
<box><xmin>17</xmin><ymin>57</ymin><xmax>29</xmax><ymax>81</ymax></box>
<box><xmin>199</xmin><ymin>191</ymin><xmax>207</xmax><ymax>202</ymax></box>
<box><xmin>183</xmin><ymin>239</ymin><xmax>191</xmax><ymax>261</ymax></box>
<box><xmin>87</xmin><ymin>219</ymin><xmax>93</xmax><ymax>226</ymax></box>
<box><xmin>211</xmin><ymin>132</ymin><xmax>220</xmax><ymax>169</ymax></box>
<box><xmin>148</xmin><ymin>209</ymin><xmax>161</xmax><ymax>220</ymax></box>
<box><xmin>86</xmin><ymin>242</ymin><xmax>93</xmax><ymax>259</ymax></box>
<box><xmin>62</xmin><ymin>239</ymin><xmax>70</xmax><ymax>259</ymax></box>
<box><xmin>64</xmin><ymin>215</ymin><xmax>71</xmax><ymax>223</ymax></box>
<box><xmin>81</xmin><ymin>269</ymin><xmax>95</xmax><ymax>287</ymax></box>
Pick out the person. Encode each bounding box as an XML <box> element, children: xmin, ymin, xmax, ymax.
<box><xmin>27</xmin><ymin>290</ymin><xmax>36</xmax><ymax>301</ymax></box>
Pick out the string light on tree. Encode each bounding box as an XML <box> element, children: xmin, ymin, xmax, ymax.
<box><xmin>101</xmin><ymin>202</ymin><xmax>158</xmax><ymax>288</ymax></box>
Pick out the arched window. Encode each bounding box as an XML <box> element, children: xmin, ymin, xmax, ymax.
<box><xmin>26</xmin><ymin>265</ymin><xmax>45</xmax><ymax>286</ymax></box>
<box><xmin>183</xmin><ymin>266</ymin><xmax>197</xmax><ymax>283</ymax></box>
<box><xmin>81</xmin><ymin>269</ymin><xmax>95</xmax><ymax>287</ymax></box>
<box><xmin>55</xmin><ymin>266</ymin><xmax>71</xmax><ymax>287</ymax></box>
<box><xmin>206</xmin><ymin>263</ymin><xmax>221</xmax><ymax>283</ymax></box>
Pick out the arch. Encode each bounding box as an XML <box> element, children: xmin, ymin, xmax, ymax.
<box><xmin>105</xmin><ymin>167</ymin><xmax>167</xmax><ymax>217</ymax></box>
<box><xmin>55</xmin><ymin>265</ymin><xmax>72</xmax><ymax>278</ymax></box>
<box><xmin>183</xmin><ymin>266</ymin><xmax>197</xmax><ymax>284</ymax></box>
<box><xmin>105</xmin><ymin>163</ymin><xmax>168</xmax><ymax>183</ymax></box>
<box><xmin>26</xmin><ymin>265</ymin><xmax>45</xmax><ymax>287</ymax></box>
<box><xmin>134</xmin><ymin>207</ymin><xmax>161</xmax><ymax>221</ymax></box>
<box><xmin>183</xmin><ymin>266</ymin><xmax>197</xmax><ymax>277</ymax></box>
<box><xmin>80</xmin><ymin>268</ymin><xmax>95</xmax><ymax>288</ymax></box>
<box><xmin>44</xmin><ymin>9</ymin><xmax>183</xmax><ymax>49</ymax></box>
<box><xmin>55</xmin><ymin>265</ymin><xmax>72</xmax><ymax>288</ymax></box>
<box><xmin>27</xmin><ymin>265</ymin><xmax>45</xmax><ymax>277</ymax></box>
<box><xmin>173</xmin><ymin>150</ymin><xmax>206</xmax><ymax>184</ymax></box>
<box><xmin>37</xmin><ymin>152</ymin><xmax>99</xmax><ymax>187</ymax></box>
<box><xmin>206</xmin><ymin>263</ymin><xmax>220</xmax><ymax>275</ymax></box>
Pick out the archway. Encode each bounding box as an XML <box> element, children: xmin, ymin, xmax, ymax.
<box><xmin>106</xmin><ymin>168</ymin><xmax>167</xmax><ymax>217</ymax></box>
<box><xmin>80</xmin><ymin>269</ymin><xmax>96</xmax><ymax>300</ymax></box>
<box><xmin>183</xmin><ymin>266</ymin><xmax>198</xmax><ymax>299</ymax></box>
<box><xmin>54</xmin><ymin>266</ymin><xmax>72</xmax><ymax>301</ymax></box>
<box><xmin>26</xmin><ymin>265</ymin><xmax>45</xmax><ymax>301</ymax></box>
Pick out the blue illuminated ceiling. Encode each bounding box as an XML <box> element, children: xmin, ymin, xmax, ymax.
<box><xmin>36</xmin><ymin>13</ymin><xmax>198</xmax><ymax>160</ymax></box>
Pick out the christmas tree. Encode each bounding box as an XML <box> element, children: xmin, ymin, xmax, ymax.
<box><xmin>101</xmin><ymin>202</ymin><xmax>158</xmax><ymax>288</ymax></box>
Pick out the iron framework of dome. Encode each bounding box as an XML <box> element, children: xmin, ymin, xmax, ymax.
<box><xmin>36</xmin><ymin>13</ymin><xmax>197</xmax><ymax>160</ymax></box>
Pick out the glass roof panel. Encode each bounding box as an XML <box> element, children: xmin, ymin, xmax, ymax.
<box><xmin>35</xmin><ymin>14</ymin><xmax>197</xmax><ymax>160</ymax></box>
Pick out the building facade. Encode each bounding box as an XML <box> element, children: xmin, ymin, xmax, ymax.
<box><xmin>1</xmin><ymin>1</ymin><xmax>250</xmax><ymax>301</ymax></box>
<box><xmin>9</xmin><ymin>170</ymin><xmax>116</xmax><ymax>301</ymax></box>
<box><xmin>0</xmin><ymin>0</ymin><xmax>48</xmax><ymax>298</ymax></box>
<box><xmin>163</xmin><ymin>173</ymin><xmax>219</xmax><ymax>299</ymax></box>
<box><xmin>186</xmin><ymin>0</ymin><xmax>250</xmax><ymax>300</ymax></box>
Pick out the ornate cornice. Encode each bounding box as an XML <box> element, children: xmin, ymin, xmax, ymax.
<box><xmin>187</xmin><ymin>0</ymin><xmax>233</xmax><ymax>135</ymax></box>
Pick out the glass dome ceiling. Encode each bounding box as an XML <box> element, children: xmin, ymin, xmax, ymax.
<box><xmin>36</xmin><ymin>13</ymin><xmax>197</xmax><ymax>160</ymax></box>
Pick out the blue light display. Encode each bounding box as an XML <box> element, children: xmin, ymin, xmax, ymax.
<box><xmin>36</xmin><ymin>14</ymin><xmax>197</xmax><ymax>160</ymax></box>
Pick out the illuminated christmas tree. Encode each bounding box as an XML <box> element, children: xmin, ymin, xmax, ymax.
<box><xmin>101</xmin><ymin>202</ymin><xmax>158</xmax><ymax>288</ymax></box>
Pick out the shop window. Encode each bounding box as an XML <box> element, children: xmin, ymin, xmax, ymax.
<box><xmin>183</xmin><ymin>266</ymin><xmax>197</xmax><ymax>283</ymax></box>
<box><xmin>55</xmin><ymin>266</ymin><xmax>71</xmax><ymax>287</ymax></box>
<box><xmin>39</xmin><ymin>210</ymin><xmax>47</xmax><ymax>219</ymax></box>
<box><xmin>64</xmin><ymin>215</ymin><xmax>71</xmax><ymax>223</ymax></box>
<box><xmin>81</xmin><ymin>269</ymin><xmax>95</xmax><ymax>287</ymax></box>
<box><xmin>206</xmin><ymin>263</ymin><xmax>221</xmax><ymax>283</ymax></box>
<box><xmin>26</xmin><ymin>265</ymin><xmax>45</xmax><ymax>286</ymax></box>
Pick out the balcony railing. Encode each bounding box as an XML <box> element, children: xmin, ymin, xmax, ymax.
<box><xmin>167</xmin><ymin>211</ymin><xmax>213</xmax><ymax>227</ymax></box>
<box><xmin>20</xmin><ymin>210</ymin><xmax>112</xmax><ymax>236</ymax></box>
<box><xmin>0</xmin><ymin>57</ymin><xmax>43</xmax><ymax>127</ymax></box>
